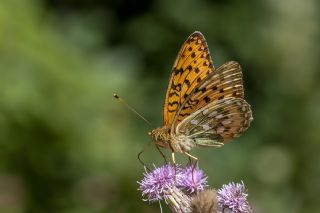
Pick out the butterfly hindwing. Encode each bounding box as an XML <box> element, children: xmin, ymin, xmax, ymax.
<box><xmin>173</xmin><ymin>61</ymin><xmax>244</xmax><ymax>126</ymax></box>
<box><xmin>175</xmin><ymin>97</ymin><xmax>253</xmax><ymax>146</ymax></box>
<box><xmin>163</xmin><ymin>31</ymin><xmax>215</xmax><ymax>126</ymax></box>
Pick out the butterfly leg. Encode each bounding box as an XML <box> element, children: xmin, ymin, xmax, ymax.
<box><xmin>155</xmin><ymin>144</ymin><xmax>168</xmax><ymax>164</ymax></box>
<box><xmin>171</xmin><ymin>152</ymin><xmax>177</xmax><ymax>183</ymax></box>
<box><xmin>137</xmin><ymin>150</ymin><xmax>151</xmax><ymax>172</ymax></box>
<box><xmin>171</xmin><ymin>152</ymin><xmax>176</xmax><ymax>165</ymax></box>
<box><xmin>183</xmin><ymin>151</ymin><xmax>198</xmax><ymax>161</ymax></box>
<box><xmin>168</xmin><ymin>143</ymin><xmax>178</xmax><ymax>182</ymax></box>
<box><xmin>183</xmin><ymin>152</ymin><xmax>199</xmax><ymax>186</ymax></box>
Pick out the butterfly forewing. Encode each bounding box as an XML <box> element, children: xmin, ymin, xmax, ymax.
<box><xmin>175</xmin><ymin>97</ymin><xmax>252</xmax><ymax>146</ymax></box>
<box><xmin>163</xmin><ymin>32</ymin><xmax>215</xmax><ymax>126</ymax></box>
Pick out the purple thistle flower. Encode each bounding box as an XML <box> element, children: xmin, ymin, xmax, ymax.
<box><xmin>138</xmin><ymin>164</ymin><xmax>176</xmax><ymax>202</ymax></box>
<box><xmin>177</xmin><ymin>164</ymin><xmax>208</xmax><ymax>193</ymax></box>
<box><xmin>217</xmin><ymin>181</ymin><xmax>253</xmax><ymax>213</ymax></box>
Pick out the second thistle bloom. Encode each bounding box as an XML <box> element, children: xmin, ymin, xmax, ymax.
<box><xmin>177</xmin><ymin>164</ymin><xmax>208</xmax><ymax>193</ymax></box>
<box><xmin>217</xmin><ymin>181</ymin><xmax>253</xmax><ymax>213</ymax></box>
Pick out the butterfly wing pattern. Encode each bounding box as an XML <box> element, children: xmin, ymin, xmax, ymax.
<box><xmin>175</xmin><ymin>97</ymin><xmax>252</xmax><ymax>147</ymax></box>
<box><xmin>151</xmin><ymin>31</ymin><xmax>253</xmax><ymax>155</ymax></box>
<box><xmin>163</xmin><ymin>32</ymin><xmax>215</xmax><ymax>126</ymax></box>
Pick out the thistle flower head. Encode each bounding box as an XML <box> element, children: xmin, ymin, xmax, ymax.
<box><xmin>177</xmin><ymin>164</ymin><xmax>208</xmax><ymax>193</ymax></box>
<box><xmin>190</xmin><ymin>189</ymin><xmax>218</xmax><ymax>213</ymax></box>
<box><xmin>217</xmin><ymin>181</ymin><xmax>253</xmax><ymax>213</ymax></box>
<box><xmin>138</xmin><ymin>164</ymin><xmax>176</xmax><ymax>202</ymax></box>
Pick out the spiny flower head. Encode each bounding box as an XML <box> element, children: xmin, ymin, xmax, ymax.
<box><xmin>217</xmin><ymin>181</ymin><xmax>253</xmax><ymax>213</ymax></box>
<box><xmin>138</xmin><ymin>164</ymin><xmax>177</xmax><ymax>202</ymax></box>
<box><xmin>190</xmin><ymin>189</ymin><xmax>218</xmax><ymax>213</ymax></box>
<box><xmin>177</xmin><ymin>164</ymin><xmax>208</xmax><ymax>193</ymax></box>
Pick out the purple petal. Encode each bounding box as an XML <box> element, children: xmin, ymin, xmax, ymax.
<box><xmin>177</xmin><ymin>164</ymin><xmax>208</xmax><ymax>193</ymax></box>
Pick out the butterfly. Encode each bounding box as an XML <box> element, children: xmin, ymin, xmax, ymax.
<box><xmin>150</xmin><ymin>31</ymin><xmax>253</xmax><ymax>161</ymax></box>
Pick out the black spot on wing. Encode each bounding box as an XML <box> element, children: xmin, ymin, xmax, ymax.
<box><xmin>174</xmin><ymin>68</ymin><xmax>184</xmax><ymax>75</ymax></box>
<box><xmin>168</xmin><ymin>101</ymin><xmax>179</xmax><ymax>106</ymax></box>
<box><xmin>169</xmin><ymin>91</ymin><xmax>179</xmax><ymax>97</ymax></box>
<box><xmin>171</xmin><ymin>83</ymin><xmax>182</xmax><ymax>91</ymax></box>
<box><xmin>178</xmin><ymin>112</ymin><xmax>190</xmax><ymax>117</ymax></box>
<box><xmin>185</xmin><ymin>79</ymin><xmax>190</xmax><ymax>87</ymax></box>
<box><xmin>204</xmin><ymin>97</ymin><xmax>211</xmax><ymax>103</ymax></box>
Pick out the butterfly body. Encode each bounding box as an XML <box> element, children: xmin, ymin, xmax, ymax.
<box><xmin>150</xmin><ymin>31</ymin><xmax>253</xmax><ymax>156</ymax></box>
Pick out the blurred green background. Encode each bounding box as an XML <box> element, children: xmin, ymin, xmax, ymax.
<box><xmin>0</xmin><ymin>0</ymin><xmax>319</xmax><ymax>212</ymax></box>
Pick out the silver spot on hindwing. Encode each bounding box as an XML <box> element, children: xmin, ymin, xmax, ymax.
<box><xmin>190</xmin><ymin>119</ymin><xmax>199</xmax><ymax>125</ymax></box>
<box><xmin>215</xmin><ymin>114</ymin><xmax>223</xmax><ymax>120</ymax></box>
<box><xmin>222</xmin><ymin>120</ymin><xmax>232</xmax><ymax>125</ymax></box>
<box><xmin>216</xmin><ymin>126</ymin><xmax>225</xmax><ymax>134</ymax></box>
<box><xmin>208</xmin><ymin>111</ymin><xmax>218</xmax><ymax>117</ymax></box>
<box><xmin>202</xmin><ymin>124</ymin><xmax>210</xmax><ymax>131</ymax></box>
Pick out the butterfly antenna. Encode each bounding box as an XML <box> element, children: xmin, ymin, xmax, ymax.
<box><xmin>113</xmin><ymin>93</ymin><xmax>153</xmax><ymax>127</ymax></box>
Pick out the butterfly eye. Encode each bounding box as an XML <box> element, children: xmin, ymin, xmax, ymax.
<box><xmin>148</xmin><ymin>132</ymin><xmax>152</xmax><ymax>136</ymax></box>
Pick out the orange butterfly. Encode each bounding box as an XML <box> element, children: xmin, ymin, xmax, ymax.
<box><xmin>150</xmin><ymin>31</ymin><xmax>253</xmax><ymax>161</ymax></box>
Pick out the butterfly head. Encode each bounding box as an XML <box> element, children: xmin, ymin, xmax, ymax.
<box><xmin>149</xmin><ymin>126</ymin><xmax>171</xmax><ymax>149</ymax></box>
